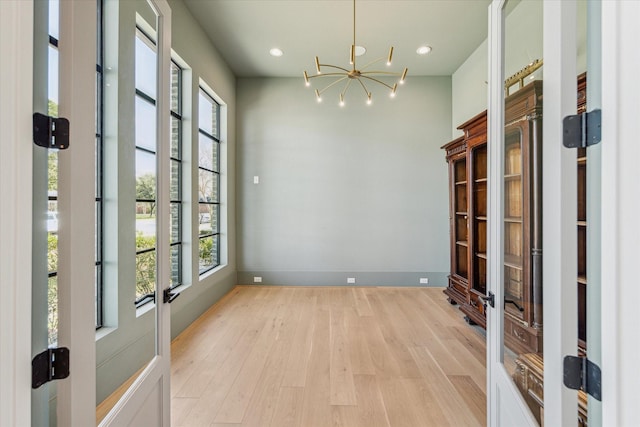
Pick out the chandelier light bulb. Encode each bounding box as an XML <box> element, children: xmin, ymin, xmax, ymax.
<box><xmin>315</xmin><ymin>89</ymin><xmax>322</xmax><ymax>102</ymax></box>
<box><xmin>399</xmin><ymin>67</ymin><xmax>408</xmax><ymax>84</ymax></box>
<box><xmin>387</xmin><ymin>46</ymin><xmax>393</xmax><ymax>66</ymax></box>
<box><xmin>366</xmin><ymin>93</ymin><xmax>372</xmax><ymax>105</ymax></box>
<box><xmin>339</xmin><ymin>93</ymin><xmax>345</xmax><ymax>107</ymax></box>
<box><xmin>303</xmin><ymin>71</ymin><xmax>310</xmax><ymax>86</ymax></box>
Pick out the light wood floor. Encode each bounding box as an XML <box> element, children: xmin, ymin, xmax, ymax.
<box><xmin>171</xmin><ymin>286</ymin><xmax>487</xmax><ymax>427</ymax></box>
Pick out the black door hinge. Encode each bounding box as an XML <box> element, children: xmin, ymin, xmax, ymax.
<box><xmin>480</xmin><ymin>291</ymin><xmax>495</xmax><ymax>310</ymax></box>
<box><xmin>33</xmin><ymin>112</ymin><xmax>70</xmax><ymax>150</ymax></box>
<box><xmin>563</xmin><ymin>109</ymin><xmax>601</xmax><ymax>149</ymax></box>
<box><xmin>163</xmin><ymin>288</ymin><xmax>180</xmax><ymax>304</ymax></box>
<box><xmin>32</xmin><ymin>347</ymin><xmax>70</xmax><ymax>389</ymax></box>
<box><xmin>563</xmin><ymin>355</ymin><xmax>602</xmax><ymax>401</ymax></box>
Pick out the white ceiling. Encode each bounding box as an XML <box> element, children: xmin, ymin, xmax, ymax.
<box><xmin>181</xmin><ymin>0</ymin><xmax>492</xmax><ymax>78</ymax></box>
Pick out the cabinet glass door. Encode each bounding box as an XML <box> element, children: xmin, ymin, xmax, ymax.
<box><xmin>453</xmin><ymin>158</ymin><xmax>469</xmax><ymax>280</ymax></box>
<box><xmin>471</xmin><ymin>145</ymin><xmax>487</xmax><ymax>298</ymax></box>
<box><xmin>502</xmin><ymin>132</ymin><xmax>525</xmax><ymax>325</ymax></box>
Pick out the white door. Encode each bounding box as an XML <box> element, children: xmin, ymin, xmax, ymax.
<box><xmin>97</xmin><ymin>0</ymin><xmax>173</xmax><ymax>425</ymax></box>
<box><xmin>0</xmin><ymin>1</ymin><xmax>34</xmax><ymax>425</ymax></box>
<box><xmin>487</xmin><ymin>0</ymin><xmax>603</xmax><ymax>426</ymax></box>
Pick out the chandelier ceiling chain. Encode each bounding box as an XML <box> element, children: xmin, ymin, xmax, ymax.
<box><xmin>303</xmin><ymin>0</ymin><xmax>408</xmax><ymax>106</ymax></box>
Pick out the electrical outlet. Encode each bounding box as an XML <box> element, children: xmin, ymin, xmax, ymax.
<box><xmin>253</xmin><ymin>276</ymin><xmax>262</xmax><ymax>283</ymax></box>
<box><xmin>347</xmin><ymin>277</ymin><xmax>356</xmax><ymax>284</ymax></box>
<box><xmin>419</xmin><ymin>277</ymin><xmax>429</xmax><ymax>284</ymax></box>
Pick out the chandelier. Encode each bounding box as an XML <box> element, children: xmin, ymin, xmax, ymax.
<box><xmin>303</xmin><ymin>0</ymin><xmax>408</xmax><ymax>106</ymax></box>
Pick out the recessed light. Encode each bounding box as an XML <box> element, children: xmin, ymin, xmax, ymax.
<box><xmin>416</xmin><ymin>45</ymin><xmax>432</xmax><ymax>55</ymax></box>
<box><xmin>269</xmin><ymin>48</ymin><xmax>283</xmax><ymax>57</ymax></box>
<box><xmin>354</xmin><ymin>45</ymin><xmax>366</xmax><ymax>56</ymax></box>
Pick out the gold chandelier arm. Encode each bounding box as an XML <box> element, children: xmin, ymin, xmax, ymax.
<box><xmin>359</xmin><ymin>56</ymin><xmax>386</xmax><ymax>71</ymax></box>
<box><xmin>360</xmin><ymin>70</ymin><xmax>402</xmax><ymax>76</ymax></box>
<box><xmin>358</xmin><ymin>75</ymin><xmax>395</xmax><ymax>91</ymax></box>
<box><xmin>340</xmin><ymin>78</ymin><xmax>354</xmax><ymax>97</ymax></box>
<box><xmin>308</xmin><ymin>72</ymin><xmax>350</xmax><ymax>79</ymax></box>
<box><xmin>318</xmin><ymin>63</ymin><xmax>352</xmax><ymax>73</ymax></box>
<box><xmin>355</xmin><ymin>77</ymin><xmax>371</xmax><ymax>97</ymax></box>
<box><xmin>318</xmin><ymin>76</ymin><xmax>349</xmax><ymax>95</ymax></box>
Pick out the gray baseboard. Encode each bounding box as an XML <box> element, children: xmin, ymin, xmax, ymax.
<box><xmin>237</xmin><ymin>271</ymin><xmax>448</xmax><ymax>287</ymax></box>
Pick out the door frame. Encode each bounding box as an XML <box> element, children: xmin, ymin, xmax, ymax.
<box><xmin>600</xmin><ymin>1</ymin><xmax>640</xmax><ymax>425</ymax></box>
<box><xmin>56</xmin><ymin>0</ymin><xmax>98</xmax><ymax>424</ymax></box>
<box><xmin>541</xmin><ymin>0</ymin><xmax>578</xmax><ymax>424</ymax></box>
<box><xmin>0</xmin><ymin>1</ymin><xmax>34</xmax><ymax>425</ymax></box>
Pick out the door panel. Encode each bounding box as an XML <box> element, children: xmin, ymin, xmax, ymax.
<box><xmin>98</xmin><ymin>0</ymin><xmax>172</xmax><ymax>424</ymax></box>
<box><xmin>0</xmin><ymin>1</ymin><xmax>34</xmax><ymax>424</ymax></box>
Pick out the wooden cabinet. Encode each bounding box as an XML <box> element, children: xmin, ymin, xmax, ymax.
<box><xmin>443</xmin><ymin>73</ymin><xmax>590</xmax><ymax>425</ymax></box>
<box><xmin>502</xmin><ymin>80</ymin><xmax>543</xmax><ymax>355</ymax></box>
<box><xmin>442</xmin><ymin>82</ymin><xmax>544</xmax><ymax>354</ymax></box>
<box><xmin>442</xmin><ymin>111</ymin><xmax>488</xmax><ymax>328</ymax></box>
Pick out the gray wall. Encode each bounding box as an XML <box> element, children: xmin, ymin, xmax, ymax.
<box><xmin>236</xmin><ymin>76</ymin><xmax>452</xmax><ymax>287</ymax></box>
<box><xmin>451</xmin><ymin>0</ymin><xmax>586</xmax><ymax>138</ymax></box>
<box><xmin>451</xmin><ymin>0</ymin><xmax>544</xmax><ymax>137</ymax></box>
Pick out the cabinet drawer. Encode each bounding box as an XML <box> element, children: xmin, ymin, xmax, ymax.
<box><xmin>508</xmin><ymin>321</ymin><xmax>532</xmax><ymax>348</ymax></box>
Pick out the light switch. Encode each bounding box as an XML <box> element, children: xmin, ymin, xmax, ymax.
<box><xmin>253</xmin><ymin>176</ymin><xmax>260</xmax><ymax>184</ymax></box>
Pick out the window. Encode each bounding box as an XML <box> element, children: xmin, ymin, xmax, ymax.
<box><xmin>169</xmin><ymin>61</ymin><xmax>183</xmax><ymax>288</ymax></box>
<box><xmin>134</xmin><ymin>29</ymin><xmax>157</xmax><ymax>307</ymax></box>
<box><xmin>46</xmin><ymin>0</ymin><xmax>104</xmax><ymax>339</ymax></box>
<box><xmin>47</xmin><ymin>0</ymin><xmax>60</xmax><ymax>346</ymax></box>
<box><xmin>198</xmin><ymin>89</ymin><xmax>220</xmax><ymax>274</ymax></box>
<box><xmin>95</xmin><ymin>0</ymin><xmax>104</xmax><ymax>328</ymax></box>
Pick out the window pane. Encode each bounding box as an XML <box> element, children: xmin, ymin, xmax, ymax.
<box><xmin>170</xmin><ymin>245</ymin><xmax>181</xmax><ymax>287</ymax></box>
<box><xmin>135</xmin><ymin>96</ymin><xmax>157</xmax><ymax>152</ymax></box>
<box><xmin>136</xmin><ymin>149</ymin><xmax>156</xmax><ymax>184</ymax></box>
<box><xmin>211</xmin><ymin>203</ymin><xmax>219</xmax><ymax>233</ymax></box>
<box><xmin>49</xmin><ymin>0</ymin><xmax>59</xmax><ymax>40</ymax></box>
<box><xmin>198</xmin><ymin>203</ymin><xmax>213</xmax><ymax>235</ymax></box>
<box><xmin>48</xmin><ymin>275</ymin><xmax>58</xmax><ymax>346</ymax></box>
<box><xmin>198</xmin><ymin>133</ymin><xmax>214</xmax><ymax>170</ymax></box>
<box><xmin>95</xmin><ymin>137</ymin><xmax>102</xmax><ymax>196</ymax></box>
<box><xmin>48</xmin><ymin>46</ymin><xmax>59</xmax><ymax>110</ymax></box>
<box><xmin>171</xmin><ymin>62</ymin><xmax>180</xmax><ymax>113</ymax></box>
<box><xmin>136</xmin><ymin>251</ymin><xmax>156</xmax><ymax>299</ymax></box>
<box><xmin>95</xmin><ymin>200</ymin><xmax>101</xmax><ymax>260</ymax></box>
<box><xmin>199</xmin><ymin>235</ymin><xmax>218</xmax><ymax>273</ymax></box>
<box><xmin>198</xmin><ymin>169</ymin><xmax>217</xmax><ymax>202</ymax></box>
<box><xmin>95</xmin><ymin>264</ymin><xmax>101</xmax><ymax>326</ymax></box>
<box><xmin>136</xmin><ymin>203</ymin><xmax>156</xmax><ymax>246</ymax></box>
<box><xmin>170</xmin><ymin>202</ymin><xmax>180</xmax><ymax>244</ymax></box>
<box><xmin>48</xmin><ymin>151</ymin><xmax>58</xmax><ymax>194</ymax></box>
<box><xmin>170</xmin><ymin>159</ymin><xmax>180</xmax><ymax>201</ymax></box>
<box><xmin>199</xmin><ymin>91</ymin><xmax>213</xmax><ymax>135</ymax></box>
<box><xmin>135</xmin><ymin>35</ymin><xmax>156</xmax><ymax>98</ymax></box>
<box><xmin>171</xmin><ymin>116</ymin><xmax>180</xmax><ymax>159</ymax></box>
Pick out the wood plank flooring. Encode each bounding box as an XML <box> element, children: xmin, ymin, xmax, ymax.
<box><xmin>171</xmin><ymin>286</ymin><xmax>487</xmax><ymax>427</ymax></box>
